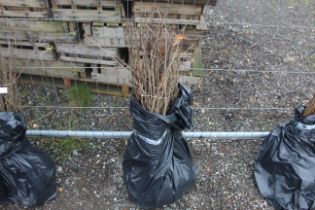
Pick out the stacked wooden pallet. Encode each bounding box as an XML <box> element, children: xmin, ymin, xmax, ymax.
<box><xmin>50</xmin><ymin>0</ymin><xmax>123</xmax><ymax>20</ymax></box>
<box><xmin>0</xmin><ymin>17</ymin><xmax>81</xmax><ymax>87</ymax></box>
<box><xmin>0</xmin><ymin>19</ymin><xmax>68</xmax><ymax>62</ymax></box>
<box><xmin>50</xmin><ymin>0</ymin><xmax>131</xmax><ymax>95</ymax></box>
<box><xmin>133</xmin><ymin>2</ymin><xmax>206</xmax><ymax>30</ymax></box>
<box><xmin>0</xmin><ymin>0</ymin><xmax>216</xmax><ymax>96</ymax></box>
<box><xmin>130</xmin><ymin>0</ymin><xmax>213</xmax><ymax>76</ymax></box>
<box><xmin>0</xmin><ymin>0</ymin><xmax>49</xmax><ymax>18</ymax></box>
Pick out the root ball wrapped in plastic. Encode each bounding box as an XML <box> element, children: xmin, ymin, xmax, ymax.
<box><xmin>123</xmin><ymin>84</ymin><xmax>196</xmax><ymax>208</ymax></box>
<box><xmin>254</xmin><ymin>106</ymin><xmax>315</xmax><ymax>210</ymax></box>
<box><xmin>0</xmin><ymin>112</ymin><xmax>56</xmax><ymax>207</ymax></box>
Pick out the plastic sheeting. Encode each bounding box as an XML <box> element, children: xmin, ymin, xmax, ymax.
<box><xmin>0</xmin><ymin>112</ymin><xmax>56</xmax><ymax>207</ymax></box>
<box><xmin>255</xmin><ymin>106</ymin><xmax>315</xmax><ymax>210</ymax></box>
<box><xmin>123</xmin><ymin>84</ymin><xmax>196</xmax><ymax>208</ymax></box>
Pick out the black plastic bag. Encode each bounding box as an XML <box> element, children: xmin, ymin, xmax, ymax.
<box><xmin>254</xmin><ymin>106</ymin><xmax>315</xmax><ymax>210</ymax></box>
<box><xmin>123</xmin><ymin>84</ymin><xmax>196</xmax><ymax>208</ymax></box>
<box><xmin>0</xmin><ymin>112</ymin><xmax>56</xmax><ymax>207</ymax></box>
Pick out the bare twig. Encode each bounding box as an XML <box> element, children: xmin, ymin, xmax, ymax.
<box><xmin>0</xmin><ymin>55</ymin><xmax>21</xmax><ymax>112</ymax></box>
<box><xmin>126</xmin><ymin>22</ymin><xmax>185</xmax><ymax>115</ymax></box>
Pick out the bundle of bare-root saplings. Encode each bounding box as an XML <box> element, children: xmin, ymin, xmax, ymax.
<box><xmin>123</xmin><ymin>23</ymin><xmax>196</xmax><ymax>208</ymax></box>
<box><xmin>0</xmin><ymin>57</ymin><xmax>56</xmax><ymax>207</ymax></box>
<box><xmin>255</xmin><ymin>95</ymin><xmax>315</xmax><ymax>209</ymax></box>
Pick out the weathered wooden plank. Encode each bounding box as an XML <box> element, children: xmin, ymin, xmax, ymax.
<box><xmin>92</xmin><ymin>26</ymin><xmax>124</xmax><ymax>37</ymax></box>
<box><xmin>51</xmin><ymin>0</ymin><xmax>118</xmax><ymax>7</ymax></box>
<box><xmin>2</xmin><ymin>59</ymin><xmax>86</xmax><ymax>78</ymax></box>
<box><xmin>180</xmin><ymin>60</ymin><xmax>192</xmax><ymax>71</ymax></box>
<box><xmin>0</xmin><ymin>30</ymin><xmax>77</xmax><ymax>42</ymax></box>
<box><xmin>0</xmin><ymin>20</ymin><xmax>77</xmax><ymax>42</ymax></box>
<box><xmin>92</xmin><ymin>21</ymin><xmax>122</xmax><ymax>27</ymax></box>
<box><xmin>82</xmin><ymin>22</ymin><xmax>92</xmax><ymax>36</ymax></box>
<box><xmin>0</xmin><ymin>9</ymin><xmax>48</xmax><ymax>18</ymax></box>
<box><xmin>83</xmin><ymin>36</ymin><xmax>127</xmax><ymax>48</ymax></box>
<box><xmin>133</xmin><ymin>2</ymin><xmax>202</xmax><ymax>16</ymax></box>
<box><xmin>0</xmin><ymin>40</ymin><xmax>50</xmax><ymax>48</ymax></box>
<box><xmin>0</xmin><ymin>47</ymin><xmax>56</xmax><ymax>60</ymax></box>
<box><xmin>82</xmin><ymin>69</ymin><xmax>200</xmax><ymax>86</ymax></box>
<box><xmin>0</xmin><ymin>0</ymin><xmax>46</xmax><ymax>7</ymax></box>
<box><xmin>85</xmin><ymin>67</ymin><xmax>131</xmax><ymax>85</ymax></box>
<box><xmin>82</xmin><ymin>25</ymin><xmax>127</xmax><ymax>47</ymax></box>
<box><xmin>55</xmin><ymin>43</ymin><xmax>118</xmax><ymax>57</ymax></box>
<box><xmin>134</xmin><ymin>17</ymin><xmax>201</xmax><ymax>25</ymax></box>
<box><xmin>133</xmin><ymin>2</ymin><xmax>206</xmax><ymax>29</ymax></box>
<box><xmin>132</xmin><ymin>0</ymin><xmax>213</xmax><ymax>5</ymax></box>
<box><xmin>16</xmin><ymin>67</ymin><xmax>81</xmax><ymax>79</ymax></box>
<box><xmin>196</xmin><ymin>14</ymin><xmax>207</xmax><ymax>30</ymax></box>
<box><xmin>60</xmin><ymin>55</ymin><xmax>117</xmax><ymax>66</ymax></box>
<box><xmin>51</xmin><ymin>8</ymin><xmax>121</xmax><ymax>21</ymax></box>
<box><xmin>0</xmin><ymin>19</ymin><xmax>67</xmax><ymax>32</ymax></box>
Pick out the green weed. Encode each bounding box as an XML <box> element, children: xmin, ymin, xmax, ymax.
<box><xmin>192</xmin><ymin>47</ymin><xmax>205</xmax><ymax>77</ymax></box>
<box><xmin>33</xmin><ymin>137</ymin><xmax>91</xmax><ymax>162</ymax></box>
<box><xmin>67</xmin><ymin>83</ymin><xmax>93</xmax><ymax>107</ymax></box>
<box><xmin>310</xmin><ymin>55</ymin><xmax>315</xmax><ymax>70</ymax></box>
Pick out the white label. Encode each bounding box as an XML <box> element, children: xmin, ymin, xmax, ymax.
<box><xmin>0</xmin><ymin>87</ymin><xmax>8</xmax><ymax>94</ymax></box>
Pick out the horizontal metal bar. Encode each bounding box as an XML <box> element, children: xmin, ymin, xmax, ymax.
<box><xmin>21</xmin><ymin>105</ymin><xmax>294</xmax><ymax>111</ymax></box>
<box><xmin>26</xmin><ymin>130</ymin><xmax>269</xmax><ymax>140</ymax></box>
<box><xmin>183</xmin><ymin>131</ymin><xmax>269</xmax><ymax>139</ymax></box>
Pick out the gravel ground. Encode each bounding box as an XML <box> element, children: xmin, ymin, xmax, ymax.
<box><xmin>1</xmin><ymin>140</ymin><xmax>271</xmax><ymax>210</ymax></box>
<box><xmin>1</xmin><ymin>0</ymin><xmax>315</xmax><ymax>209</ymax></box>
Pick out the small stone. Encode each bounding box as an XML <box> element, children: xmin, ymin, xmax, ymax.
<box><xmin>284</xmin><ymin>55</ymin><xmax>299</xmax><ymax>63</ymax></box>
<box><xmin>93</xmin><ymin>190</ymin><xmax>100</xmax><ymax>198</ymax></box>
<box><xmin>56</xmin><ymin>166</ymin><xmax>63</xmax><ymax>173</ymax></box>
<box><xmin>72</xmin><ymin>149</ymin><xmax>79</xmax><ymax>156</ymax></box>
<box><xmin>201</xmin><ymin>109</ymin><xmax>206</xmax><ymax>114</ymax></box>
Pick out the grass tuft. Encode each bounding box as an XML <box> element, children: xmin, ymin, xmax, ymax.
<box><xmin>67</xmin><ymin>83</ymin><xmax>93</xmax><ymax>107</ymax></box>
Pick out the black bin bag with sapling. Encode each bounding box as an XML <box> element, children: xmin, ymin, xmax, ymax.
<box><xmin>254</xmin><ymin>106</ymin><xmax>315</xmax><ymax>210</ymax></box>
<box><xmin>123</xmin><ymin>84</ymin><xmax>196</xmax><ymax>208</ymax></box>
<box><xmin>0</xmin><ymin>112</ymin><xmax>56</xmax><ymax>207</ymax></box>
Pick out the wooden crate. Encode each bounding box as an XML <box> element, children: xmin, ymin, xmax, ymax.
<box><xmin>0</xmin><ymin>0</ymin><xmax>49</xmax><ymax>18</ymax></box>
<box><xmin>79</xmin><ymin>64</ymin><xmax>131</xmax><ymax>96</ymax></box>
<box><xmin>70</xmin><ymin>64</ymin><xmax>200</xmax><ymax>95</ymax></box>
<box><xmin>13</xmin><ymin>60</ymin><xmax>85</xmax><ymax>79</ymax></box>
<box><xmin>82</xmin><ymin>22</ymin><xmax>127</xmax><ymax>48</ymax></box>
<box><xmin>0</xmin><ymin>40</ymin><xmax>56</xmax><ymax>61</ymax></box>
<box><xmin>51</xmin><ymin>0</ymin><xmax>123</xmax><ymax>21</ymax></box>
<box><xmin>178</xmin><ymin>30</ymin><xmax>206</xmax><ymax>53</ymax></box>
<box><xmin>0</xmin><ymin>19</ymin><xmax>77</xmax><ymax>43</ymax></box>
<box><xmin>179</xmin><ymin>52</ymin><xmax>193</xmax><ymax>72</ymax></box>
<box><xmin>55</xmin><ymin>43</ymin><xmax>122</xmax><ymax>66</ymax></box>
<box><xmin>3</xmin><ymin>57</ymin><xmax>199</xmax><ymax>96</ymax></box>
<box><xmin>133</xmin><ymin>2</ymin><xmax>207</xmax><ymax>30</ymax></box>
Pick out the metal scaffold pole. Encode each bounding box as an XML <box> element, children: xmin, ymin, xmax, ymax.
<box><xmin>27</xmin><ymin>130</ymin><xmax>269</xmax><ymax>140</ymax></box>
